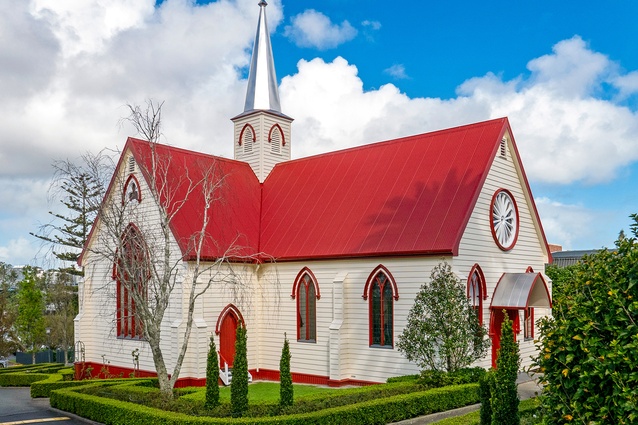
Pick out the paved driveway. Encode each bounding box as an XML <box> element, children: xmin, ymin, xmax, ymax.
<box><xmin>0</xmin><ymin>387</ymin><xmax>94</xmax><ymax>425</ymax></box>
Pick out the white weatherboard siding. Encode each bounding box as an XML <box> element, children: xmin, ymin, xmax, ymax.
<box><xmin>456</xmin><ymin>132</ymin><xmax>550</xmax><ymax>369</ymax></box>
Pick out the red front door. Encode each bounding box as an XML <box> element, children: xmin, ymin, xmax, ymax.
<box><xmin>219</xmin><ymin>311</ymin><xmax>238</xmax><ymax>368</ymax></box>
<box><xmin>490</xmin><ymin>309</ymin><xmax>519</xmax><ymax>368</ymax></box>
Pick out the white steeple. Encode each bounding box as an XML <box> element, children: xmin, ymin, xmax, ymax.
<box><xmin>232</xmin><ymin>0</ymin><xmax>293</xmax><ymax>183</ymax></box>
<box><xmin>244</xmin><ymin>0</ymin><xmax>281</xmax><ymax>113</ymax></box>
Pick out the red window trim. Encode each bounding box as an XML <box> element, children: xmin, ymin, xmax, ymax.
<box><xmin>362</xmin><ymin>265</ymin><xmax>399</xmax><ymax>301</ymax></box>
<box><xmin>467</xmin><ymin>263</ymin><xmax>487</xmax><ymax>325</ymax></box>
<box><xmin>115</xmin><ymin>223</ymin><xmax>148</xmax><ymax>339</ymax></box>
<box><xmin>364</xmin><ymin>265</ymin><xmax>398</xmax><ymax>348</ymax></box>
<box><xmin>215</xmin><ymin>304</ymin><xmax>245</xmax><ymax>335</ymax></box>
<box><xmin>268</xmin><ymin>123</ymin><xmax>285</xmax><ymax>146</ymax></box>
<box><xmin>238</xmin><ymin>123</ymin><xmax>256</xmax><ymax>146</ymax></box>
<box><xmin>292</xmin><ymin>269</ymin><xmax>319</xmax><ymax>342</ymax></box>
<box><xmin>525</xmin><ymin>266</ymin><xmax>534</xmax><ymax>273</ymax></box>
<box><xmin>122</xmin><ymin>174</ymin><xmax>142</xmax><ymax>205</ymax></box>
<box><xmin>489</xmin><ymin>188</ymin><xmax>520</xmax><ymax>251</ymax></box>
<box><xmin>524</xmin><ymin>307</ymin><xmax>534</xmax><ymax>340</ymax></box>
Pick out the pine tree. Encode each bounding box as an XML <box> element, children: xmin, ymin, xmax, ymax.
<box><xmin>31</xmin><ymin>153</ymin><xmax>111</xmax><ymax>276</ymax></box>
<box><xmin>490</xmin><ymin>312</ymin><xmax>520</xmax><ymax>425</ymax></box>
<box><xmin>205</xmin><ymin>334</ymin><xmax>220</xmax><ymax>409</ymax></box>
<box><xmin>230</xmin><ymin>324</ymin><xmax>248</xmax><ymax>417</ymax></box>
<box><xmin>279</xmin><ymin>334</ymin><xmax>293</xmax><ymax>407</ymax></box>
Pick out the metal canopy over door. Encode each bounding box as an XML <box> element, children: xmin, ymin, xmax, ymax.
<box><xmin>489</xmin><ymin>272</ymin><xmax>552</xmax><ymax>367</ymax></box>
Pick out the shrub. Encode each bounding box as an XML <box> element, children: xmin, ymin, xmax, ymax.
<box><xmin>205</xmin><ymin>334</ymin><xmax>220</xmax><ymax>409</ymax></box>
<box><xmin>478</xmin><ymin>370</ymin><xmax>494</xmax><ymax>425</ymax></box>
<box><xmin>386</xmin><ymin>374</ymin><xmax>419</xmax><ymax>383</ymax></box>
<box><xmin>230</xmin><ymin>324</ymin><xmax>248</xmax><ymax>417</ymax></box>
<box><xmin>490</xmin><ymin>312</ymin><xmax>520</xmax><ymax>425</ymax></box>
<box><xmin>534</xmin><ymin>215</ymin><xmax>638</xmax><ymax>424</ymax></box>
<box><xmin>418</xmin><ymin>367</ymin><xmax>486</xmax><ymax>389</ymax></box>
<box><xmin>279</xmin><ymin>334</ymin><xmax>293</xmax><ymax>407</ymax></box>
<box><xmin>398</xmin><ymin>262</ymin><xmax>489</xmax><ymax>373</ymax></box>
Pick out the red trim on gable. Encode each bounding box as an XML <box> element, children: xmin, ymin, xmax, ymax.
<box><xmin>526</xmin><ymin>266</ymin><xmax>534</xmax><ymax>273</ymax></box>
<box><xmin>215</xmin><ymin>304</ymin><xmax>245</xmax><ymax>335</ymax></box>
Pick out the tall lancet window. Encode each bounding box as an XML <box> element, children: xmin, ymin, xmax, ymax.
<box><xmin>292</xmin><ymin>268</ymin><xmax>320</xmax><ymax>342</ymax></box>
<box><xmin>467</xmin><ymin>264</ymin><xmax>486</xmax><ymax>325</ymax></box>
<box><xmin>363</xmin><ymin>265</ymin><xmax>399</xmax><ymax>348</ymax></box>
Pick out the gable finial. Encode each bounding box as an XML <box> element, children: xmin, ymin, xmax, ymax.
<box><xmin>244</xmin><ymin>0</ymin><xmax>281</xmax><ymax>113</ymax></box>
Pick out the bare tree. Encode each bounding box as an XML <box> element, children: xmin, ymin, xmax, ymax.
<box><xmin>83</xmin><ymin>100</ymin><xmax>264</xmax><ymax>397</ymax></box>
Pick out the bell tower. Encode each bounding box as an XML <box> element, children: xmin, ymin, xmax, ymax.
<box><xmin>232</xmin><ymin>0</ymin><xmax>293</xmax><ymax>182</ymax></box>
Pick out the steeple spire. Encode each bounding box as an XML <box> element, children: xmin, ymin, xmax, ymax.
<box><xmin>244</xmin><ymin>0</ymin><xmax>281</xmax><ymax>113</ymax></box>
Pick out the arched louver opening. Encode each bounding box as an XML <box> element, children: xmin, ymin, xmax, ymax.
<box><xmin>269</xmin><ymin>124</ymin><xmax>283</xmax><ymax>154</ymax></box>
<box><xmin>239</xmin><ymin>124</ymin><xmax>255</xmax><ymax>155</ymax></box>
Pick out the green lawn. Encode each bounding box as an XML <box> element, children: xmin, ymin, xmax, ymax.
<box><xmin>433</xmin><ymin>398</ymin><xmax>541</xmax><ymax>424</ymax></box>
<box><xmin>181</xmin><ymin>382</ymin><xmax>336</xmax><ymax>403</ymax></box>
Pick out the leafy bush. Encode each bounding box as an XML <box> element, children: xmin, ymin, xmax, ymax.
<box><xmin>478</xmin><ymin>370</ymin><xmax>494</xmax><ymax>425</ymax></box>
<box><xmin>534</xmin><ymin>214</ymin><xmax>638</xmax><ymax>424</ymax></box>
<box><xmin>490</xmin><ymin>312</ymin><xmax>520</xmax><ymax>425</ymax></box>
<box><xmin>418</xmin><ymin>367</ymin><xmax>486</xmax><ymax>389</ymax></box>
<box><xmin>0</xmin><ymin>372</ymin><xmax>50</xmax><ymax>387</ymax></box>
<box><xmin>386</xmin><ymin>374</ymin><xmax>419</xmax><ymax>383</ymax></box>
<box><xmin>398</xmin><ymin>262</ymin><xmax>489</xmax><ymax>373</ymax></box>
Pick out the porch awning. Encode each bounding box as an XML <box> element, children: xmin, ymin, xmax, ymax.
<box><xmin>490</xmin><ymin>272</ymin><xmax>552</xmax><ymax>309</ymax></box>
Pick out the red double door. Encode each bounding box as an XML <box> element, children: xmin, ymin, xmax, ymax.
<box><xmin>490</xmin><ymin>308</ymin><xmax>519</xmax><ymax>368</ymax></box>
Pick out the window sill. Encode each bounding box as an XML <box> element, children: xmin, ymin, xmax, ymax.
<box><xmin>369</xmin><ymin>344</ymin><xmax>393</xmax><ymax>349</ymax></box>
<box><xmin>297</xmin><ymin>339</ymin><xmax>316</xmax><ymax>344</ymax></box>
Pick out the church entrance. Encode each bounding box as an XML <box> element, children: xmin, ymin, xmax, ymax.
<box><xmin>219</xmin><ymin>310</ymin><xmax>239</xmax><ymax>368</ymax></box>
<box><xmin>490</xmin><ymin>308</ymin><xmax>519</xmax><ymax>368</ymax></box>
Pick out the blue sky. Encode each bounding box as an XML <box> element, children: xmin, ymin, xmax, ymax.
<box><xmin>0</xmin><ymin>0</ymin><xmax>637</xmax><ymax>266</ymax></box>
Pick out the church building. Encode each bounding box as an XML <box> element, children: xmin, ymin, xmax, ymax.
<box><xmin>74</xmin><ymin>1</ymin><xmax>552</xmax><ymax>386</ymax></box>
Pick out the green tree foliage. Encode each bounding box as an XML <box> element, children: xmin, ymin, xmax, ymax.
<box><xmin>231</xmin><ymin>324</ymin><xmax>248</xmax><ymax>417</ymax></box>
<box><xmin>0</xmin><ymin>263</ymin><xmax>19</xmax><ymax>356</ymax></box>
<box><xmin>534</xmin><ymin>214</ymin><xmax>638</xmax><ymax>424</ymax></box>
<box><xmin>279</xmin><ymin>334</ymin><xmax>293</xmax><ymax>407</ymax></box>
<box><xmin>205</xmin><ymin>334</ymin><xmax>220</xmax><ymax>409</ymax></box>
<box><xmin>31</xmin><ymin>153</ymin><xmax>111</xmax><ymax>276</ymax></box>
<box><xmin>15</xmin><ymin>266</ymin><xmax>46</xmax><ymax>362</ymax></box>
<box><xmin>44</xmin><ymin>271</ymin><xmax>78</xmax><ymax>363</ymax></box>
<box><xmin>490</xmin><ymin>312</ymin><xmax>520</xmax><ymax>425</ymax></box>
<box><xmin>479</xmin><ymin>370</ymin><xmax>495</xmax><ymax>425</ymax></box>
<box><xmin>397</xmin><ymin>262</ymin><xmax>489</xmax><ymax>373</ymax></box>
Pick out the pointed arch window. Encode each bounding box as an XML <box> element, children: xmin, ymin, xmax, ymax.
<box><xmin>122</xmin><ymin>175</ymin><xmax>141</xmax><ymax>204</ymax></box>
<box><xmin>239</xmin><ymin>124</ymin><xmax>255</xmax><ymax>154</ymax></box>
<box><xmin>115</xmin><ymin>224</ymin><xmax>149</xmax><ymax>339</ymax></box>
<box><xmin>268</xmin><ymin>124</ymin><xmax>284</xmax><ymax>154</ymax></box>
<box><xmin>291</xmin><ymin>268</ymin><xmax>320</xmax><ymax>342</ymax></box>
<box><xmin>363</xmin><ymin>265</ymin><xmax>398</xmax><ymax>348</ymax></box>
<box><xmin>524</xmin><ymin>266</ymin><xmax>535</xmax><ymax>339</ymax></box>
<box><xmin>467</xmin><ymin>264</ymin><xmax>487</xmax><ymax>325</ymax></box>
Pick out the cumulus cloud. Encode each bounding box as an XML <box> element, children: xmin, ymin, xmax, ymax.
<box><xmin>1</xmin><ymin>1</ymin><xmax>637</xmax><ymax>262</ymax></box>
<box><xmin>534</xmin><ymin>197</ymin><xmax>597</xmax><ymax>250</ymax></box>
<box><xmin>284</xmin><ymin>9</ymin><xmax>357</xmax><ymax>50</ymax></box>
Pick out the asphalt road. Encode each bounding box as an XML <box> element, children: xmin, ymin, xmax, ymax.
<box><xmin>0</xmin><ymin>387</ymin><xmax>94</xmax><ymax>425</ymax></box>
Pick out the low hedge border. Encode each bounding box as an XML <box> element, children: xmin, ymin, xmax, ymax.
<box><xmin>0</xmin><ymin>364</ymin><xmax>75</xmax><ymax>389</ymax></box>
<box><xmin>30</xmin><ymin>371</ymin><xmax>111</xmax><ymax>398</ymax></box>
<box><xmin>50</xmin><ymin>381</ymin><xmax>479</xmax><ymax>425</ymax></box>
<box><xmin>0</xmin><ymin>363</ymin><xmax>66</xmax><ymax>375</ymax></box>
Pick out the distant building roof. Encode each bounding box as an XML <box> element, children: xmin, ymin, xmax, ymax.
<box><xmin>550</xmin><ymin>249</ymin><xmax>604</xmax><ymax>268</ymax></box>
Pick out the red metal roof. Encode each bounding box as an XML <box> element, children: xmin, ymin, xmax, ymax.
<box><xmin>127</xmin><ymin>138</ymin><xmax>262</xmax><ymax>260</ymax></box>
<box><xmin>83</xmin><ymin>118</ymin><xmax>550</xmax><ymax>263</ymax></box>
<box><xmin>261</xmin><ymin>118</ymin><xmax>508</xmax><ymax>259</ymax></box>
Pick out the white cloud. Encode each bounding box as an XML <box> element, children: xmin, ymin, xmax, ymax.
<box><xmin>613</xmin><ymin>70</ymin><xmax>638</xmax><ymax>99</ymax></box>
<box><xmin>534</xmin><ymin>197</ymin><xmax>596</xmax><ymax>250</ymax></box>
<box><xmin>384</xmin><ymin>64</ymin><xmax>409</xmax><ymax>80</ymax></box>
<box><xmin>361</xmin><ymin>20</ymin><xmax>381</xmax><ymax>31</ymax></box>
<box><xmin>0</xmin><ymin>237</ymin><xmax>39</xmax><ymax>266</ymax></box>
<box><xmin>284</xmin><ymin>9</ymin><xmax>357</xmax><ymax>50</ymax></box>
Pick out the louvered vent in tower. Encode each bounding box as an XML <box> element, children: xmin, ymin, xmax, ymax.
<box><xmin>270</xmin><ymin>127</ymin><xmax>281</xmax><ymax>154</ymax></box>
<box><xmin>500</xmin><ymin>138</ymin><xmax>507</xmax><ymax>157</ymax></box>
<box><xmin>243</xmin><ymin>127</ymin><xmax>254</xmax><ymax>154</ymax></box>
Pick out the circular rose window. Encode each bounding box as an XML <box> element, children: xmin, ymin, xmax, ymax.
<box><xmin>490</xmin><ymin>189</ymin><xmax>519</xmax><ymax>250</ymax></box>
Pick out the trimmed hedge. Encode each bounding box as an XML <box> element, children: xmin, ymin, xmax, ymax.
<box><xmin>50</xmin><ymin>380</ymin><xmax>480</xmax><ymax>425</ymax></box>
<box><xmin>0</xmin><ymin>372</ymin><xmax>51</xmax><ymax>387</ymax></box>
